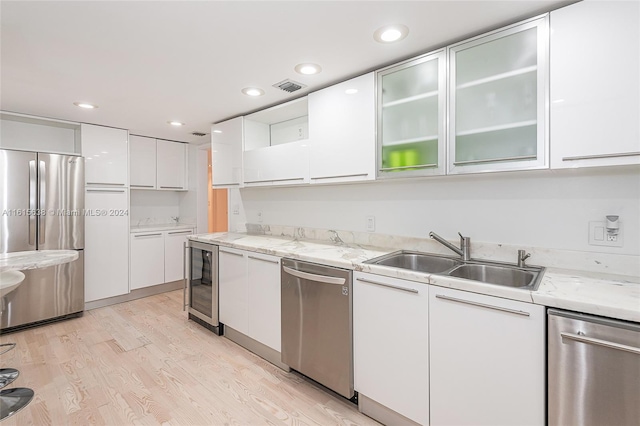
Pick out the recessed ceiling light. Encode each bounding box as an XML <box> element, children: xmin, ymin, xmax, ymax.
<box><xmin>345</xmin><ymin>89</ymin><xmax>359</xmax><ymax>95</ymax></box>
<box><xmin>294</xmin><ymin>63</ymin><xmax>322</xmax><ymax>75</ymax></box>
<box><xmin>73</xmin><ymin>102</ymin><xmax>98</xmax><ymax>109</ymax></box>
<box><xmin>168</xmin><ymin>121</ymin><xmax>185</xmax><ymax>126</ymax></box>
<box><xmin>373</xmin><ymin>24</ymin><xmax>409</xmax><ymax>43</ymax></box>
<box><xmin>212</xmin><ymin>130</ymin><xmax>223</xmax><ymax>134</ymax></box>
<box><xmin>242</xmin><ymin>87</ymin><xmax>265</xmax><ymax>97</ymax></box>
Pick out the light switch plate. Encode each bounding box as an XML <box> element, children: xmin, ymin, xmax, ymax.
<box><xmin>589</xmin><ymin>221</ymin><xmax>623</xmax><ymax>247</ymax></box>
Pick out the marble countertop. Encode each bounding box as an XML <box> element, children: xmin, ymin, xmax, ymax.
<box><xmin>130</xmin><ymin>223</ymin><xmax>196</xmax><ymax>233</ymax></box>
<box><xmin>0</xmin><ymin>250</ymin><xmax>79</xmax><ymax>273</ymax></box>
<box><xmin>190</xmin><ymin>232</ymin><xmax>640</xmax><ymax>323</ymax></box>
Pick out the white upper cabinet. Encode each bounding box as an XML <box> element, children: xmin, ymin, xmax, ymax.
<box><xmin>243</xmin><ymin>98</ymin><xmax>310</xmax><ymax>186</ymax></box>
<box><xmin>550</xmin><ymin>1</ymin><xmax>640</xmax><ymax>168</ymax></box>
<box><xmin>377</xmin><ymin>50</ymin><xmax>447</xmax><ymax>178</ymax></box>
<box><xmin>81</xmin><ymin>124</ymin><xmax>128</xmax><ymax>187</ymax></box>
<box><xmin>211</xmin><ymin>117</ymin><xmax>244</xmax><ymax>187</ymax></box>
<box><xmin>308</xmin><ymin>73</ymin><xmax>376</xmax><ymax>183</ymax></box>
<box><xmin>448</xmin><ymin>16</ymin><xmax>549</xmax><ymax>174</ymax></box>
<box><xmin>129</xmin><ymin>135</ymin><xmax>157</xmax><ymax>189</ymax></box>
<box><xmin>156</xmin><ymin>140</ymin><xmax>186</xmax><ymax>190</ymax></box>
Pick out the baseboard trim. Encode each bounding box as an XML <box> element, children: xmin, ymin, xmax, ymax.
<box><xmin>85</xmin><ymin>280</ymin><xmax>184</xmax><ymax>311</ymax></box>
<box><xmin>358</xmin><ymin>394</ymin><xmax>422</xmax><ymax>426</ymax></box>
<box><xmin>224</xmin><ymin>326</ymin><xmax>290</xmax><ymax>372</ymax></box>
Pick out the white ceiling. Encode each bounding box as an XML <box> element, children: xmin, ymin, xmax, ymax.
<box><xmin>1</xmin><ymin>0</ymin><xmax>573</xmax><ymax>144</ymax></box>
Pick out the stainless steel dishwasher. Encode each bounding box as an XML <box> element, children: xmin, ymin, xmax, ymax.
<box><xmin>281</xmin><ymin>258</ymin><xmax>354</xmax><ymax>399</ymax></box>
<box><xmin>548</xmin><ymin>309</ymin><xmax>640</xmax><ymax>426</ymax></box>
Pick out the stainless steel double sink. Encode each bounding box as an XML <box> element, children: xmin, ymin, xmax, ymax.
<box><xmin>365</xmin><ymin>250</ymin><xmax>545</xmax><ymax>290</ymax></box>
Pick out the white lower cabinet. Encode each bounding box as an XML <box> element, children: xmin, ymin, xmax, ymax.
<box><xmin>84</xmin><ymin>188</ymin><xmax>129</xmax><ymax>303</ymax></box>
<box><xmin>164</xmin><ymin>229</ymin><xmax>192</xmax><ymax>282</ymax></box>
<box><xmin>218</xmin><ymin>248</ymin><xmax>282</xmax><ymax>353</ymax></box>
<box><xmin>130</xmin><ymin>228</ymin><xmax>193</xmax><ymax>291</ymax></box>
<box><xmin>130</xmin><ymin>232</ymin><xmax>165</xmax><ymax>290</ymax></box>
<box><xmin>353</xmin><ymin>272</ymin><xmax>429</xmax><ymax>425</ymax></box>
<box><xmin>219</xmin><ymin>247</ymin><xmax>249</xmax><ymax>334</ymax></box>
<box><xmin>429</xmin><ymin>286</ymin><xmax>545</xmax><ymax>426</ymax></box>
<box><xmin>247</xmin><ymin>252</ymin><xmax>281</xmax><ymax>351</ymax></box>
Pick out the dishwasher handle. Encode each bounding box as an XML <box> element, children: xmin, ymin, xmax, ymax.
<box><xmin>282</xmin><ymin>265</ymin><xmax>346</xmax><ymax>285</ymax></box>
<box><xmin>561</xmin><ymin>332</ymin><xmax>640</xmax><ymax>355</ymax></box>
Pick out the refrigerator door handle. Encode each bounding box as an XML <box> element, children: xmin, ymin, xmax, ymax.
<box><xmin>29</xmin><ymin>160</ymin><xmax>37</xmax><ymax>246</ymax></box>
<box><xmin>38</xmin><ymin>160</ymin><xmax>46</xmax><ymax>244</ymax></box>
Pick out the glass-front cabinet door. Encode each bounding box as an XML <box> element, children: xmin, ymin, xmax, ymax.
<box><xmin>448</xmin><ymin>16</ymin><xmax>548</xmax><ymax>174</ymax></box>
<box><xmin>377</xmin><ymin>50</ymin><xmax>446</xmax><ymax>178</ymax></box>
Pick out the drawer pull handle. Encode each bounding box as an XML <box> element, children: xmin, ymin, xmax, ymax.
<box><xmin>220</xmin><ymin>249</ymin><xmax>243</xmax><ymax>257</ymax></box>
<box><xmin>86</xmin><ymin>189</ymin><xmax>126</xmax><ymax>193</ymax></box>
<box><xmin>134</xmin><ymin>233</ymin><xmax>162</xmax><ymax>237</ymax></box>
<box><xmin>311</xmin><ymin>173</ymin><xmax>368</xmax><ymax>180</ymax></box>
<box><xmin>244</xmin><ymin>177</ymin><xmax>305</xmax><ymax>184</ymax></box>
<box><xmin>562</xmin><ymin>152</ymin><xmax>640</xmax><ymax>162</ymax></box>
<box><xmin>248</xmin><ymin>255</ymin><xmax>279</xmax><ymax>264</ymax></box>
<box><xmin>131</xmin><ymin>184</ymin><xmax>154</xmax><ymax>188</ymax></box>
<box><xmin>86</xmin><ymin>182</ymin><xmax>125</xmax><ymax>186</ymax></box>
<box><xmin>380</xmin><ymin>163</ymin><xmax>437</xmax><ymax>171</ymax></box>
<box><xmin>168</xmin><ymin>230</ymin><xmax>192</xmax><ymax>235</ymax></box>
<box><xmin>453</xmin><ymin>155</ymin><xmax>536</xmax><ymax>166</ymax></box>
<box><xmin>560</xmin><ymin>332</ymin><xmax>640</xmax><ymax>355</ymax></box>
<box><xmin>435</xmin><ymin>294</ymin><xmax>530</xmax><ymax>316</ymax></box>
<box><xmin>160</xmin><ymin>186</ymin><xmax>184</xmax><ymax>189</ymax></box>
<box><xmin>283</xmin><ymin>266</ymin><xmax>345</xmax><ymax>285</ymax></box>
<box><xmin>356</xmin><ymin>278</ymin><xmax>419</xmax><ymax>294</ymax></box>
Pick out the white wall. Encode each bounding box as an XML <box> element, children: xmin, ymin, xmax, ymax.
<box><xmin>130</xmin><ymin>190</ymin><xmax>180</xmax><ymax>225</ymax></box>
<box><xmin>234</xmin><ymin>166</ymin><xmax>640</xmax><ymax>255</ymax></box>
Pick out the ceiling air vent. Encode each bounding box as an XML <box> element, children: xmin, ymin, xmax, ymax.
<box><xmin>191</xmin><ymin>131</ymin><xmax>207</xmax><ymax>137</ymax></box>
<box><xmin>273</xmin><ymin>79</ymin><xmax>307</xmax><ymax>93</ymax></box>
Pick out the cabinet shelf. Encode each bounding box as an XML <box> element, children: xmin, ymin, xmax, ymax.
<box><xmin>383</xmin><ymin>135</ymin><xmax>439</xmax><ymax>147</ymax></box>
<box><xmin>382</xmin><ymin>90</ymin><xmax>439</xmax><ymax>108</ymax></box>
<box><xmin>456</xmin><ymin>120</ymin><xmax>536</xmax><ymax>137</ymax></box>
<box><xmin>457</xmin><ymin>65</ymin><xmax>537</xmax><ymax>90</ymax></box>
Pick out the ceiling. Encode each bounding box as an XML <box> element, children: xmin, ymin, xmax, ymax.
<box><xmin>1</xmin><ymin>0</ymin><xmax>573</xmax><ymax>144</ymax></box>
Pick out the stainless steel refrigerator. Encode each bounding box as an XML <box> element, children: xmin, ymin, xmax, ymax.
<box><xmin>1</xmin><ymin>149</ymin><xmax>84</xmax><ymax>331</ymax></box>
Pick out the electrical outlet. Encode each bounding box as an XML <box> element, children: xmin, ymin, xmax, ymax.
<box><xmin>257</xmin><ymin>211</ymin><xmax>263</xmax><ymax>223</ymax></box>
<box><xmin>366</xmin><ymin>216</ymin><xmax>375</xmax><ymax>232</ymax></box>
<box><xmin>232</xmin><ymin>204</ymin><xmax>239</xmax><ymax>215</ymax></box>
<box><xmin>589</xmin><ymin>221</ymin><xmax>623</xmax><ymax>247</ymax></box>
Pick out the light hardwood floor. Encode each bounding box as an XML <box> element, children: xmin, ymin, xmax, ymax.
<box><xmin>0</xmin><ymin>290</ymin><xmax>380</xmax><ymax>425</ymax></box>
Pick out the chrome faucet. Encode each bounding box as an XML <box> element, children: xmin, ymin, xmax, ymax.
<box><xmin>517</xmin><ymin>249</ymin><xmax>531</xmax><ymax>268</ymax></box>
<box><xmin>429</xmin><ymin>231</ymin><xmax>471</xmax><ymax>261</ymax></box>
<box><xmin>171</xmin><ymin>216</ymin><xmax>179</xmax><ymax>224</ymax></box>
